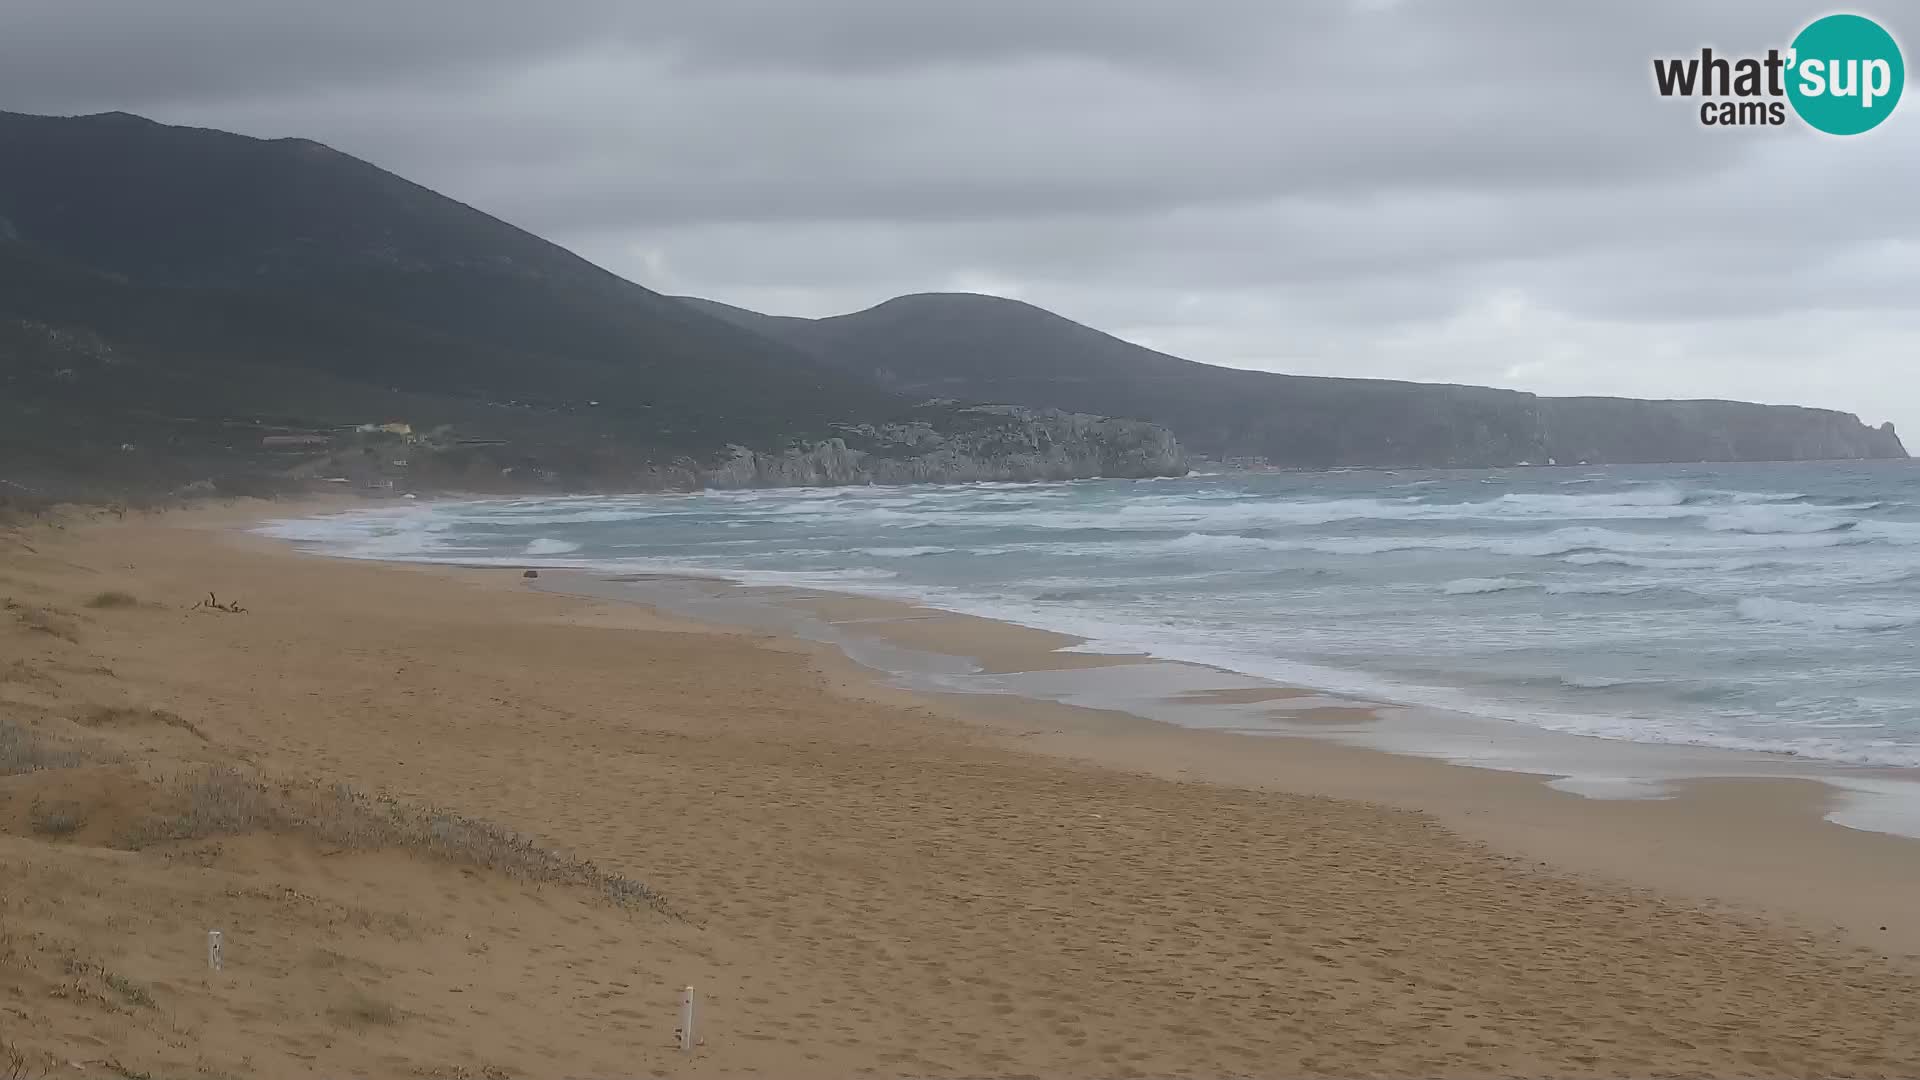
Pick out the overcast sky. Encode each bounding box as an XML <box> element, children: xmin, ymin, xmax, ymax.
<box><xmin>5</xmin><ymin>1</ymin><xmax>1917</xmax><ymax>437</ymax></box>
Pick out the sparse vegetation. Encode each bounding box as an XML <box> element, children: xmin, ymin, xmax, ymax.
<box><xmin>119</xmin><ymin>767</ymin><xmax>667</xmax><ymax>913</ymax></box>
<box><xmin>102</xmin><ymin>971</ymin><xmax>155</xmax><ymax>1010</ymax></box>
<box><xmin>5</xmin><ymin>601</ymin><xmax>78</xmax><ymax>643</ymax></box>
<box><xmin>3</xmin><ymin>1038</ymin><xmax>36</xmax><ymax>1080</ymax></box>
<box><xmin>0</xmin><ymin>717</ymin><xmax>88</xmax><ymax>775</ymax></box>
<box><xmin>28</xmin><ymin>799</ymin><xmax>86</xmax><ymax>837</ymax></box>
<box><xmin>307</xmin><ymin>947</ymin><xmax>349</xmax><ymax>970</ymax></box>
<box><xmin>84</xmin><ymin>590</ymin><xmax>138</xmax><ymax>609</ymax></box>
<box><xmin>331</xmin><ymin>989</ymin><xmax>400</xmax><ymax>1028</ymax></box>
<box><xmin>60</xmin><ymin>958</ymin><xmax>156</xmax><ymax>1010</ymax></box>
<box><xmin>414</xmin><ymin>1066</ymin><xmax>514</xmax><ymax>1080</ymax></box>
<box><xmin>77</xmin><ymin>704</ymin><xmax>205</xmax><ymax>739</ymax></box>
<box><xmin>118</xmin><ymin>768</ymin><xmax>273</xmax><ymax>844</ymax></box>
<box><xmin>0</xmin><ymin>660</ymin><xmax>53</xmax><ymax>686</ymax></box>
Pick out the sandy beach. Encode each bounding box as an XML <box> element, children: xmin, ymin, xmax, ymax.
<box><xmin>5</xmin><ymin>502</ymin><xmax>1920</xmax><ymax>1079</ymax></box>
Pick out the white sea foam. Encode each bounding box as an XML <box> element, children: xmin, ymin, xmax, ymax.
<box><xmin>1734</xmin><ymin>597</ymin><xmax>1918</xmax><ymax>632</ymax></box>
<box><xmin>1561</xmin><ymin>552</ymin><xmax>1783</xmax><ymax>571</ymax></box>
<box><xmin>1543</xmin><ymin>580</ymin><xmax>1665</xmax><ymax>596</ymax></box>
<box><xmin>1493</xmin><ymin>487</ymin><xmax>1688</xmax><ymax>510</ymax></box>
<box><xmin>1126</xmin><ymin>525</ymin><xmax>1872</xmax><ymax>560</ymax></box>
<box><xmin>1560</xmin><ymin>674</ymin><xmax>1639</xmax><ymax>689</ymax></box>
<box><xmin>1702</xmin><ymin>506</ymin><xmax>1861</xmax><ymax>534</ymax></box>
<box><xmin>1442</xmin><ymin>577</ymin><xmax>1535</xmax><ymax>595</ymax></box>
<box><xmin>732</xmin><ymin>485</ymin><xmax>1870</xmax><ymax>535</ymax></box>
<box><xmin>987</xmin><ymin>607</ymin><xmax>1920</xmax><ymax>768</ymax></box>
<box><xmin>257</xmin><ymin>468</ymin><xmax>1920</xmax><ymax>769</ymax></box>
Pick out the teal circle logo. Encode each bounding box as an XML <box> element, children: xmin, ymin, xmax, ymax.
<box><xmin>1787</xmin><ymin>14</ymin><xmax>1905</xmax><ymax>135</ymax></box>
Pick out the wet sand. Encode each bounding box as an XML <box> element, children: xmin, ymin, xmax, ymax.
<box><xmin>4</xmin><ymin>502</ymin><xmax>1920</xmax><ymax>1078</ymax></box>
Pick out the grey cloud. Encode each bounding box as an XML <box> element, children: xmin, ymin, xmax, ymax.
<box><xmin>1</xmin><ymin>0</ymin><xmax>1915</xmax><ymax>432</ymax></box>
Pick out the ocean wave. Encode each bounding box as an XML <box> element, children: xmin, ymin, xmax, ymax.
<box><xmin>1441</xmin><ymin>577</ymin><xmax>1536</xmax><ymax>595</ymax></box>
<box><xmin>1856</xmin><ymin>519</ymin><xmax>1920</xmax><ymax>545</ymax></box>
<box><xmin>1702</xmin><ymin>506</ymin><xmax>1861</xmax><ymax>534</ymax></box>
<box><xmin>258</xmin><ymin>477</ymin><xmax>1920</xmax><ymax>770</ymax></box>
<box><xmin>1153</xmin><ymin>525</ymin><xmax>1872</xmax><ymax>560</ymax></box>
<box><xmin>1543</xmin><ymin>580</ymin><xmax>1667</xmax><ymax>596</ymax></box>
<box><xmin>1148</xmin><ymin>532</ymin><xmax>1289</xmax><ymax>554</ymax></box>
<box><xmin>731</xmin><ymin>484</ymin><xmax>1879</xmax><ymax>533</ymax></box>
<box><xmin>1014</xmin><ymin>529</ymin><xmax>1718</xmax><ymax>564</ymax></box>
<box><xmin>960</xmin><ymin>610</ymin><xmax>1920</xmax><ymax>768</ymax></box>
<box><xmin>1841</xmin><ymin>565</ymin><xmax>1920</xmax><ymax>586</ymax></box>
<box><xmin>1734</xmin><ymin>597</ymin><xmax>1919</xmax><ymax>632</ymax></box>
<box><xmin>721</xmin><ymin>567</ymin><xmax>903</xmax><ymax>586</ymax></box>
<box><xmin>1559</xmin><ymin>674</ymin><xmax>1639</xmax><ymax>689</ymax></box>
<box><xmin>1493</xmin><ymin>487</ymin><xmax>1688</xmax><ymax>509</ymax></box>
<box><xmin>1782</xmin><ymin>493</ymin><xmax>1891</xmax><ymax>508</ymax></box>
<box><xmin>1561</xmin><ymin>552</ymin><xmax>1784</xmax><ymax>571</ymax></box>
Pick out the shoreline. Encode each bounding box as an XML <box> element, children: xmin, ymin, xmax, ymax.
<box><xmin>255</xmin><ymin>492</ymin><xmax>1920</xmax><ymax>775</ymax></box>
<box><xmin>258</xmin><ymin>498</ymin><xmax>1920</xmax><ymax>829</ymax></box>
<box><xmin>257</xmin><ymin>496</ymin><xmax>1920</xmax><ymax>955</ymax></box>
<box><xmin>11</xmin><ymin>499</ymin><xmax>1920</xmax><ymax>1076</ymax></box>
<box><xmin>529</xmin><ymin>567</ymin><xmax>1920</xmax><ymax>958</ymax></box>
<box><xmin>578</xmin><ymin>570</ymin><xmax>1920</xmax><ymax>821</ymax></box>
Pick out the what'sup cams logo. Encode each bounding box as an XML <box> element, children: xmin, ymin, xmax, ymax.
<box><xmin>1654</xmin><ymin>13</ymin><xmax>1904</xmax><ymax>134</ymax></box>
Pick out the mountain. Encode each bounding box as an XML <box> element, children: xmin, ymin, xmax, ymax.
<box><xmin>681</xmin><ymin>293</ymin><xmax>1908</xmax><ymax>467</ymax></box>
<box><xmin>1</xmin><ymin>108</ymin><xmax>1896</xmax><ymax>505</ymax></box>
<box><xmin>0</xmin><ymin>111</ymin><xmax>1185</xmax><ymax>498</ymax></box>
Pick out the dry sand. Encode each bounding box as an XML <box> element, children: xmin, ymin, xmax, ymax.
<box><xmin>4</xmin><ymin>501</ymin><xmax>1920</xmax><ymax>1078</ymax></box>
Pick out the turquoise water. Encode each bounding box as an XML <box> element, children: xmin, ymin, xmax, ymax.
<box><xmin>265</xmin><ymin>461</ymin><xmax>1920</xmax><ymax>767</ymax></box>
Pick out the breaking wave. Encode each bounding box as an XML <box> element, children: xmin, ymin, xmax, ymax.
<box><xmin>1734</xmin><ymin>597</ymin><xmax>1918</xmax><ymax>632</ymax></box>
<box><xmin>1442</xmin><ymin>577</ymin><xmax>1535</xmax><ymax>595</ymax></box>
<box><xmin>260</xmin><ymin>463</ymin><xmax>1920</xmax><ymax>769</ymax></box>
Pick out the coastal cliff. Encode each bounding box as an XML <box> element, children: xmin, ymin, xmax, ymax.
<box><xmin>1539</xmin><ymin>398</ymin><xmax>1905</xmax><ymax>465</ymax></box>
<box><xmin>695</xmin><ymin>406</ymin><xmax>1189</xmax><ymax>488</ymax></box>
<box><xmin>686</xmin><ymin>293</ymin><xmax>1909</xmax><ymax>468</ymax></box>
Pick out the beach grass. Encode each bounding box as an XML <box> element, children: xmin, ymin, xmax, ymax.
<box><xmin>5</xmin><ymin>600</ymin><xmax>79</xmax><ymax>643</ymax></box>
<box><xmin>119</xmin><ymin>767</ymin><xmax>668</xmax><ymax>913</ymax></box>
<box><xmin>331</xmin><ymin>990</ymin><xmax>401</xmax><ymax>1029</ymax></box>
<box><xmin>0</xmin><ymin>717</ymin><xmax>89</xmax><ymax>775</ymax></box>
<box><xmin>76</xmin><ymin>704</ymin><xmax>205</xmax><ymax>739</ymax></box>
<box><xmin>27</xmin><ymin>799</ymin><xmax>87</xmax><ymax>837</ymax></box>
<box><xmin>84</xmin><ymin>590</ymin><xmax>139</xmax><ymax>609</ymax></box>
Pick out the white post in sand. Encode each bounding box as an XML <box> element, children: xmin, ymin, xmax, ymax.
<box><xmin>678</xmin><ymin>985</ymin><xmax>696</xmax><ymax>1052</ymax></box>
<box><xmin>207</xmin><ymin>930</ymin><xmax>223</xmax><ymax>972</ymax></box>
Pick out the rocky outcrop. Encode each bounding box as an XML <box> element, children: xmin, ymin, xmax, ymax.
<box><xmin>695</xmin><ymin>405</ymin><xmax>1188</xmax><ymax>489</ymax></box>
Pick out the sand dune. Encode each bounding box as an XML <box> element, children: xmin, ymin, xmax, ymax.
<box><xmin>3</xmin><ymin>504</ymin><xmax>1919</xmax><ymax>1078</ymax></box>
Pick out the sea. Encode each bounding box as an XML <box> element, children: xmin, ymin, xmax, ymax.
<box><xmin>264</xmin><ymin>460</ymin><xmax>1920</xmax><ymax>770</ymax></box>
